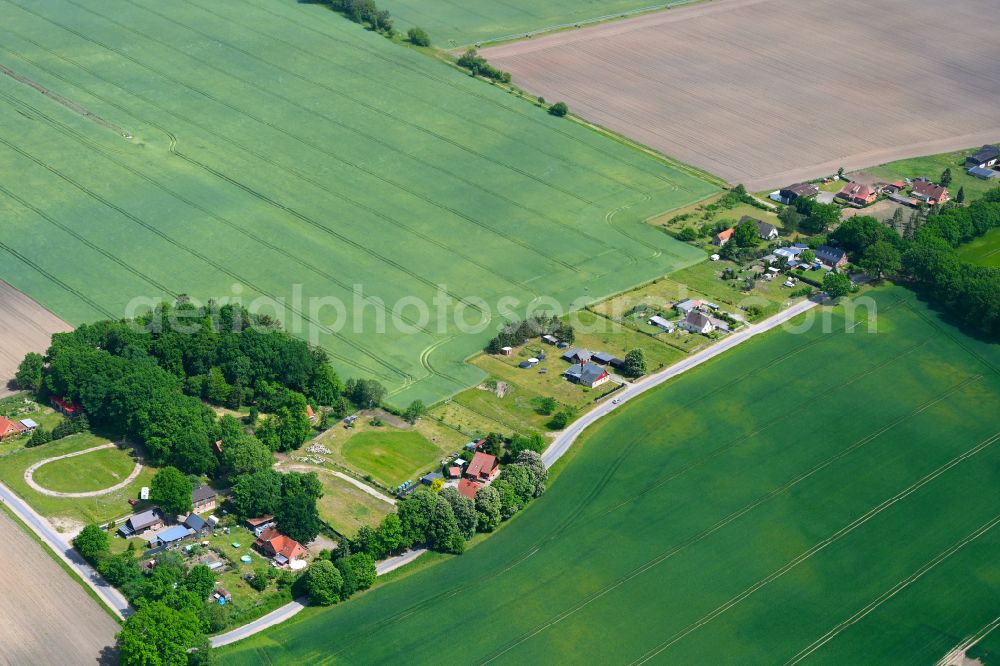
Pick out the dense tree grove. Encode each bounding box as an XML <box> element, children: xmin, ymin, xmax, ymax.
<box><xmin>16</xmin><ymin>301</ymin><xmax>384</xmax><ymax>475</ymax></box>
<box><xmin>486</xmin><ymin>315</ymin><xmax>574</xmax><ymax>353</ymax></box>
<box><xmin>825</xmin><ymin>188</ymin><xmax>1000</xmax><ymax>337</ymax></box>
<box><xmin>900</xmin><ymin>192</ymin><xmax>1000</xmax><ymax>336</ymax></box>
<box><xmin>229</xmin><ymin>470</ymin><xmax>325</xmax><ymax>544</ymax></box>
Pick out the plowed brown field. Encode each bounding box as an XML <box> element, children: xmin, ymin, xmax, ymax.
<box><xmin>0</xmin><ymin>511</ymin><xmax>118</xmax><ymax>664</ymax></box>
<box><xmin>484</xmin><ymin>0</ymin><xmax>1000</xmax><ymax>190</ymax></box>
<box><xmin>0</xmin><ymin>281</ymin><xmax>72</xmax><ymax>397</ymax></box>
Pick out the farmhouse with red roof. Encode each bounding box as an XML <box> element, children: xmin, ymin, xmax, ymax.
<box><xmin>465</xmin><ymin>452</ymin><xmax>500</xmax><ymax>483</ymax></box>
<box><xmin>255</xmin><ymin>527</ymin><xmax>308</xmax><ymax>566</ymax></box>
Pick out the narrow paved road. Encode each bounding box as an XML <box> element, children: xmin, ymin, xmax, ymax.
<box><xmin>5</xmin><ymin>297</ymin><xmax>819</xmax><ymax>648</ymax></box>
<box><xmin>210</xmin><ymin>548</ymin><xmax>427</xmax><ymax>647</ymax></box>
<box><xmin>0</xmin><ymin>480</ymin><xmax>131</xmax><ymax>619</ymax></box>
<box><xmin>542</xmin><ymin>296</ymin><xmax>820</xmax><ymax>466</ymax></box>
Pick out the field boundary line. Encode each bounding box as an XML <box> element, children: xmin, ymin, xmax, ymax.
<box><xmin>627</xmin><ymin>431</ymin><xmax>1000</xmax><ymax>665</ymax></box>
<box><xmin>461</xmin><ymin>0</ymin><xmax>706</xmax><ymax>49</ymax></box>
<box><xmin>785</xmin><ymin>513</ymin><xmax>1000</xmax><ymax>664</ymax></box>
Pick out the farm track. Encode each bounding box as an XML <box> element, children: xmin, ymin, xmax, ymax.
<box><xmin>24</xmin><ymin>442</ymin><xmax>143</xmax><ymax>498</ymax></box>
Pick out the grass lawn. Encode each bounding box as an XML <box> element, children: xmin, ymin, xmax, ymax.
<box><xmin>473</xmin><ymin>352</ymin><xmax>618</xmax><ymax>415</ymax></box>
<box><xmin>651</xmin><ymin>191</ymin><xmax>784</xmax><ymax>253</ymax></box>
<box><xmin>451</xmin><ymin>384</ymin><xmax>552</xmax><ymax>435</ymax></box>
<box><xmin>341</xmin><ymin>431</ymin><xmax>442</xmax><ymax>488</ymax></box>
<box><xmin>31</xmin><ymin>446</ymin><xmax>137</xmax><ymax>493</ymax></box>
<box><xmin>0</xmin><ymin>0</ymin><xmax>716</xmax><ymax>407</ymax></box>
<box><xmin>313</xmin><ymin>471</ymin><xmax>393</xmax><ymax>537</ymax></box>
<box><xmin>220</xmin><ymin>286</ymin><xmax>1000</xmax><ymax>664</ymax></box>
<box><xmin>377</xmin><ymin>0</ymin><xmax>693</xmax><ymax>47</ymax></box>
<box><xmin>957</xmin><ymin>227</ymin><xmax>1000</xmax><ymax>268</ymax></box>
<box><xmin>867</xmin><ymin>148</ymin><xmax>999</xmax><ymax>202</ymax></box>
<box><xmin>0</xmin><ymin>433</ymin><xmax>155</xmax><ymax>529</ymax></box>
<box><xmin>594</xmin><ymin>259</ymin><xmax>793</xmax><ymax>326</ymax></box>
<box><xmin>428</xmin><ymin>400</ymin><xmax>514</xmax><ymax>441</ymax></box>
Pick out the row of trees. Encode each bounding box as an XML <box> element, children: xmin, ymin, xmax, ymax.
<box><xmin>457</xmin><ymin>49</ymin><xmax>512</xmax><ymax>83</ymax></box>
<box><xmin>825</xmin><ymin>187</ymin><xmax>1000</xmax><ymax>336</ymax></box>
<box><xmin>343</xmin><ymin>451</ymin><xmax>548</xmax><ymax>568</ymax></box>
<box><xmin>485</xmin><ymin>315</ymin><xmax>575</xmax><ymax>353</ymax></box>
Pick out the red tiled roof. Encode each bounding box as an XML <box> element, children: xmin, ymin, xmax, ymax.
<box><xmin>255</xmin><ymin>527</ymin><xmax>307</xmax><ymax>561</ymax></box>
<box><xmin>51</xmin><ymin>396</ymin><xmax>82</xmax><ymax>414</ymax></box>
<box><xmin>306</xmin><ymin>405</ymin><xmax>316</xmax><ymax>420</ymax></box>
<box><xmin>466</xmin><ymin>452</ymin><xmax>499</xmax><ymax>481</ymax></box>
<box><xmin>447</xmin><ymin>466</ymin><xmax>462</xmax><ymax>478</ymax></box>
<box><xmin>0</xmin><ymin>417</ymin><xmax>24</xmax><ymax>437</ymax></box>
<box><xmin>912</xmin><ymin>181</ymin><xmax>948</xmax><ymax>201</ymax></box>
<box><xmin>715</xmin><ymin>228</ymin><xmax>734</xmax><ymax>241</ymax></box>
<box><xmin>457</xmin><ymin>478</ymin><xmax>482</xmax><ymax>500</ymax></box>
<box><xmin>838</xmin><ymin>182</ymin><xmax>876</xmax><ymax>200</ymax></box>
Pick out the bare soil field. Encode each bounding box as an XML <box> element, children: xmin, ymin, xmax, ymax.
<box><xmin>0</xmin><ymin>511</ymin><xmax>118</xmax><ymax>664</ymax></box>
<box><xmin>0</xmin><ymin>281</ymin><xmax>72</xmax><ymax>397</ymax></box>
<box><xmin>484</xmin><ymin>0</ymin><xmax>1000</xmax><ymax>190</ymax></box>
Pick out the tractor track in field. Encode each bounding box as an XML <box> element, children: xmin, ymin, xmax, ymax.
<box><xmin>786</xmin><ymin>512</ymin><xmax>1000</xmax><ymax>664</ymax></box>
<box><xmin>173</xmin><ymin>0</ymin><xmax>673</xmax><ymax>200</ymax></box>
<box><xmin>2</xmin><ymin>4</ymin><xmax>551</xmax><ymax>304</ymax></box>
<box><xmin>0</xmin><ymin>240</ymin><xmax>116</xmax><ymax>320</ymax></box>
<box><xmin>238</xmin><ymin>0</ymin><xmax>707</xmax><ymax>195</ymax></box>
<box><xmin>627</xmin><ymin>431</ymin><xmax>1000</xmax><ymax>665</ymax></box>
<box><xmin>0</xmin><ymin>60</ymin><xmax>124</xmax><ymax>136</ymax></box>
<box><xmin>478</xmin><ymin>373</ymin><xmax>987</xmax><ymax>663</ymax></box>
<box><xmin>131</xmin><ymin>0</ymin><xmax>646</xmax><ymax>270</ymax></box>
<box><xmin>23</xmin><ymin>0</ymin><xmax>613</xmax><ymax>277</ymax></box>
<box><xmin>0</xmin><ymin>44</ymin><xmax>457</xmax><ymax>341</ymax></box>
<box><xmin>0</xmin><ymin>133</ymin><xmax>412</xmax><ymax>382</ymax></box>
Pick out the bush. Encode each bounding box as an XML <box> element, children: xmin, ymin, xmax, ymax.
<box><xmin>548</xmin><ymin>101</ymin><xmax>569</xmax><ymax>117</ymax></box>
<box><xmin>406</xmin><ymin>26</ymin><xmax>430</xmax><ymax>46</ymax></box>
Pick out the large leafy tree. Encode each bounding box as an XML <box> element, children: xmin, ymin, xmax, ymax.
<box><xmin>230</xmin><ymin>470</ymin><xmax>282</xmax><ymax>519</ymax></box>
<box><xmin>622</xmin><ymin>349</ymin><xmax>647</xmax><ymax>378</ymax></box>
<box><xmin>150</xmin><ymin>467</ymin><xmax>193</xmax><ymax>516</ymax></box>
<box><xmin>474</xmin><ymin>485</ymin><xmax>502</xmax><ymax>532</ymax></box>
<box><xmin>823</xmin><ymin>272</ymin><xmax>854</xmax><ymax>299</ymax></box>
<box><xmin>72</xmin><ymin>524</ymin><xmax>109</xmax><ymax>564</ymax></box>
<box><xmin>306</xmin><ymin>560</ymin><xmax>343</xmax><ymax>606</ymax></box>
<box><xmin>117</xmin><ymin>601</ymin><xmax>208</xmax><ymax>666</ymax></box>
<box><xmin>860</xmin><ymin>241</ymin><xmax>902</xmax><ymax>279</ymax></box>
<box><xmin>376</xmin><ymin>513</ymin><xmax>404</xmax><ymax>555</ymax></box>
<box><xmin>440</xmin><ymin>487</ymin><xmax>477</xmax><ymax>539</ymax></box>
<box><xmin>14</xmin><ymin>352</ymin><xmax>44</xmax><ymax>392</ymax></box>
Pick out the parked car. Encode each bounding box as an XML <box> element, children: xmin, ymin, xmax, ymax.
<box><xmin>128</xmin><ymin>498</ymin><xmax>139</xmax><ymax>506</ymax></box>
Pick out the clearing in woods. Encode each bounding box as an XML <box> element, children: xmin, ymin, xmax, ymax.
<box><xmin>957</xmin><ymin>227</ymin><xmax>1000</xmax><ymax>268</ymax></box>
<box><xmin>219</xmin><ymin>286</ymin><xmax>1000</xmax><ymax>664</ymax></box>
<box><xmin>484</xmin><ymin>0</ymin><xmax>1000</xmax><ymax>191</ymax></box>
<box><xmin>0</xmin><ymin>280</ymin><xmax>72</xmax><ymax>397</ymax></box>
<box><xmin>0</xmin><ymin>0</ymin><xmax>717</xmax><ymax>407</ymax></box>
<box><xmin>0</xmin><ymin>509</ymin><xmax>119</xmax><ymax>664</ymax></box>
